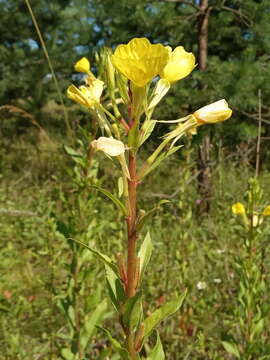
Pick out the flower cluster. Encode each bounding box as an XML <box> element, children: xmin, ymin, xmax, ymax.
<box><xmin>67</xmin><ymin>38</ymin><xmax>232</xmax><ymax>169</ymax></box>
<box><xmin>232</xmin><ymin>202</ymin><xmax>270</xmax><ymax>228</ymax></box>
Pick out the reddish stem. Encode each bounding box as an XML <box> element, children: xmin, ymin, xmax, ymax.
<box><xmin>126</xmin><ymin>153</ymin><xmax>138</xmax><ymax>298</ymax></box>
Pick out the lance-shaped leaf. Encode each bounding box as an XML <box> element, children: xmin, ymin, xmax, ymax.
<box><xmin>97</xmin><ymin>326</ymin><xmax>131</xmax><ymax>360</ymax></box>
<box><xmin>122</xmin><ymin>291</ymin><xmax>143</xmax><ymax>330</ymax></box>
<box><xmin>105</xmin><ymin>264</ymin><xmax>126</xmax><ymax>312</ymax></box>
<box><xmin>92</xmin><ymin>185</ymin><xmax>127</xmax><ymax>216</ymax></box>
<box><xmin>138</xmin><ymin>232</ymin><xmax>153</xmax><ymax>280</ymax></box>
<box><xmin>80</xmin><ymin>299</ymin><xmax>107</xmax><ymax>351</ymax></box>
<box><xmin>147</xmin><ymin>78</ymin><xmax>170</xmax><ymax>111</ymax></box>
<box><xmin>147</xmin><ymin>331</ymin><xmax>165</xmax><ymax>360</ymax></box>
<box><xmin>143</xmin><ymin>289</ymin><xmax>187</xmax><ymax>339</ymax></box>
<box><xmin>68</xmin><ymin>237</ymin><xmax>118</xmax><ymax>274</ymax></box>
<box><xmin>139</xmin><ymin>145</ymin><xmax>182</xmax><ymax>180</ymax></box>
<box><xmin>139</xmin><ymin>120</ymin><xmax>156</xmax><ymax>147</ymax></box>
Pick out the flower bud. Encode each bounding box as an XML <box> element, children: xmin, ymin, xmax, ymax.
<box><xmin>91</xmin><ymin>137</ymin><xmax>125</xmax><ymax>157</ymax></box>
<box><xmin>252</xmin><ymin>214</ymin><xmax>263</xmax><ymax>227</ymax></box>
<box><xmin>232</xmin><ymin>202</ymin><xmax>246</xmax><ymax>215</ymax></box>
<box><xmin>193</xmin><ymin>99</ymin><xmax>232</xmax><ymax>124</ymax></box>
<box><xmin>74</xmin><ymin>57</ymin><xmax>90</xmax><ymax>73</ymax></box>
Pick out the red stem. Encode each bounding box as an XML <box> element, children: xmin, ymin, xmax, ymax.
<box><xmin>126</xmin><ymin>153</ymin><xmax>138</xmax><ymax>298</ymax></box>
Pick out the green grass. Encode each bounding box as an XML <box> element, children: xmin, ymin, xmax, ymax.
<box><xmin>1</xmin><ymin>130</ymin><xmax>270</xmax><ymax>359</ymax></box>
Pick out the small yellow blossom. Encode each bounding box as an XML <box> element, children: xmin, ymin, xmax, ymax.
<box><xmin>111</xmin><ymin>38</ymin><xmax>169</xmax><ymax>87</ymax></box>
<box><xmin>232</xmin><ymin>202</ymin><xmax>246</xmax><ymax>215</ymax></box>
<box><xmin>91</xmin><ymin>137</ymin><xmax>125</xmax><ymax>157</ymax></box>
<box><xmin>193</xmin><ymin>99</ymin><xmax>232</xmax><ymax>124</ymax></box>
<box><xmin>160</xmin><ymin>46</ymin><xmax>196</xmax><ymax>83</ymax></box>
<box><xmin>263</xmin><ymin>205</ymin><xmax>270</xmax><ymax>216</ymax></box>
<box><xmin>67</xmin><ymin>78</ymin><xmax>104</xmax><ymax>108</ymax></box>
<box><xmin>74</xmin><ymin>57</ymin><xmax>90</xmax><ymax>73</ymax></box>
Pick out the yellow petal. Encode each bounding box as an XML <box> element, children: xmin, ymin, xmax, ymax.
<box><xmin>91</xmin><ymin>137</ymin><xmax>125</xmax><ymax>157</ymax></box>
<box><xmin>263</xmin><ymin>205</ymin><xmax>270</xmax><ymax>216</ymax></box>
<box><xmin>111</xmin><ymin>38</ymin><xmax>169</xmax><ymax>87</ymax></box>
<box><xmin>193</xmin><ymin>99</ymin><xmax>232</xmax><ymax>124</ymax></box>
<box><xmin>67</xmin><ymin>85</ymin><xmax>89</xmax><ymax>107</ymax></box>
<box><xmin>67</xmin><ymin>79</ymin><xmax>104</xmax><ymax>108</ymax></box>
<box><xmin>232</xmin><ymin>202</ymin><xmax>246</xmax><ymax>215</ymax></box>
<box><xmin>160</xmin><ymin>46</ymin><xmax>196</xmax><ymax>83</ymax></box>
<box><xmin>74</xmin><ymin>57</ymin><xmax>90</xmax><ymax>73</ymax></box>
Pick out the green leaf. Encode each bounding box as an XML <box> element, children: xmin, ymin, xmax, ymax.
<box><xmin>222</xmin><ymin>341</ymin><xmax>240</xmax><ymax>358</ymax></box>
<box><xmin>68</xmin><ymin>238</ymin><xmax>118</xmax><ymax>274</ymax></box>
<box><xmin>139</xmin><ymin>120</ymin><xmax>156</xmax><ymax>147</ymax></box>
<box><xmin>144</xmin><ymin>290</ymin><xmax>187</xmax><ymax>339</ymax></box>
<box><xmin>64</xmin><ymin>145</ymin><xmax>85</xmax><ymax>167</ymax></box>
<box><xmin>97</xmin><ymin>326</ymin><xmax>131</xmax><ymax>360</ymax></box>
<box><xmin>147</xmin><ymin>79</ymin><xmax>170</xmax><ymax>111</ymax></box>
<box><xmin>105</xmin><ymin>265</ymin><xmax>126</xmax><ymax>311</ymax></box>
<box><xmin>122</xmin><ymin>291</ymin><xmax>143</xmax><ymax>330</ymax></box>
<box><xmin>138</xmin><ymin>232</ymin><xmax>153</xmax><ymax>280</ymax></box>
<box><xmin>143</xmin><ymin>146</ymin><xmax>182</xmax><ymax>179</ymax></box>
<box><xmin>80</xmin><ymin>299</ymin><xmax>107</xmax><ymax>351</ymax></box>
<box><xmin>61</xmin><ymin>348</ymin><xmax>75</xmax><ymax>360</ymax></box>
<box><xmin>147</xmin><ymin>331</ymin><xmax>165</xmax><ymax>360</ymax></box>
<box><xmin>92</xmin><ymin>185</ymin><xmax>127</xmax><ymax>216</ymax></box>
<box><xmin>64</xmin><ymin>145</ymin><xmax>82</xmax><ymax>159</ymax></box>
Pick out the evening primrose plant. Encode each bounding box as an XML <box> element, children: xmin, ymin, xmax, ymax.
<box><xmin>223</xmin><ymin>179</ymin><xmax>270</xmax><ymax>359</ymax></box>
<box><xmin>67</xmin><ymin>37</ymin><xmax>232</xmax><ymax>359</ymax></box>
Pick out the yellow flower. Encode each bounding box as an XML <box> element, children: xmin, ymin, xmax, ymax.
<box><xmin>111</xmin><ymin>38</ymin><xmax>169</xmax><ymax>87</ymax></box>
<box><xmin>193</xmin><ymin>99</ymin><xmax>232</xmax><ymax>124</ymax></box>
<box><xmin>67</xmin><ymin>78</ymin><xmax>104</xmax><ymax>108</ymax></box>
<box><xmin>74</xmin><ymin>57</ymin><xmax>90</xmax><ymax>73</ymax></box>
<box><xmin>160</xmin><ymin>46</ymin><xmax>196</xmax><ymax>83</ymax></box>
<box><xmin>263</xmin><ymin>205</ymin><xmax>270</xmax><ymax>216</ymax></box>
<box><xmin>91</xmin><ymin>137</ymin><xmax>125</xmax><ymax>157</ymax></box>
<box><xmin>232</xmin><ymin>202</ymin><xmax>246</xmax><ymax>215</ymax></box>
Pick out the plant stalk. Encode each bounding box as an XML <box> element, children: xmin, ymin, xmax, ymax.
<box><xmin>126</xmin><ymin>153</ymin><xmax>138</xmax><ymax>299</ymax></box>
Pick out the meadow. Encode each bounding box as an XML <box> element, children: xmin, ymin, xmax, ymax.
<box><xmin>1</xmin><ymin>121</ymin><xmax>270</xmax><ymax>359</ymax></box>
<box><xmin>1</xmin><ymin>1</ymin><xmax>270</xmax><ymax>358</ymax></box>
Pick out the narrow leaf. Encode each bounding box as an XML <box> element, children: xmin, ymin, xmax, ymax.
<box><xmin>105</xmin><ymin>264</ymin><xmax>126</xmax><ymax>311</ymax></box>
<box><xmin>97</xmin><ymin>326</ymin><xmax>131</xmax><ymax>360</ymax></box>
<box><xmin>92</xmin><ymin>185</ymin><xmax>127</xmax><ymax>215</ymax></box>
<box><xmin>143</xmin><ymin>146</ymin><xmax>182</xmax><ymax>178</ymax></box>
<box><xmin>144</xmin><ymin>290</ymin><xmax>187</xmax><ymax>339</ymax></box>
<box><xmin>80</xmin><ymin>299</ymin><xmax>107</xmax><ymax>351</ymax></box>
<box><xmin>68</xmin><ymin>237</ymin><xmax>118</xmax><ymax>274</ymax></box>
<box><xmin>138</xmin><ymin>232</ymin><xmax>153</xmax><ymax>279</ymax></box>
<box><xmin>139</xmin><ymin>120</ymin><xmax>156</xmax><ymax>147</ymax></box>
<box><xmin>123</xmin><ymin>291</ymin><xmax>143</xmax><ymax>330</ymax></box>
<box><xmin>147</xmin><ymin>331</ymin><xmax>165</xmax><ymax>360</ymax></box>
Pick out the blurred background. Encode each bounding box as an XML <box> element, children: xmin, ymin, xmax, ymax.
<box><xmin>1</xmin><ymin>1</ymin><xmax>270</xmax><ymax>359</ymax></box>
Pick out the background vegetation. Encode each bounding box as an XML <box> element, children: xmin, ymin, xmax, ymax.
<box><xmin>1</xmin><ymin>0</ymin><xmax>270</xmax><ymax>359</ymax></box>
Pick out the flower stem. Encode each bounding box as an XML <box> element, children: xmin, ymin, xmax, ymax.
<box><xmin>126</xmin><ymin>153</ymin><xmax>138</xmax><ymax>299</ymax></box>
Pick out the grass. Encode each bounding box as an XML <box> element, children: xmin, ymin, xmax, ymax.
<box><xmin>1</xmin><ymin>127</ymin><xmax>270</xmax><ymax>359</ymax></box>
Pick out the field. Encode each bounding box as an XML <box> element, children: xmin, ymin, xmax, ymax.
<box><xmin>1</xmin><ymin>126</ymin><xmax>270</xmax><ymax>359</ymax></box>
